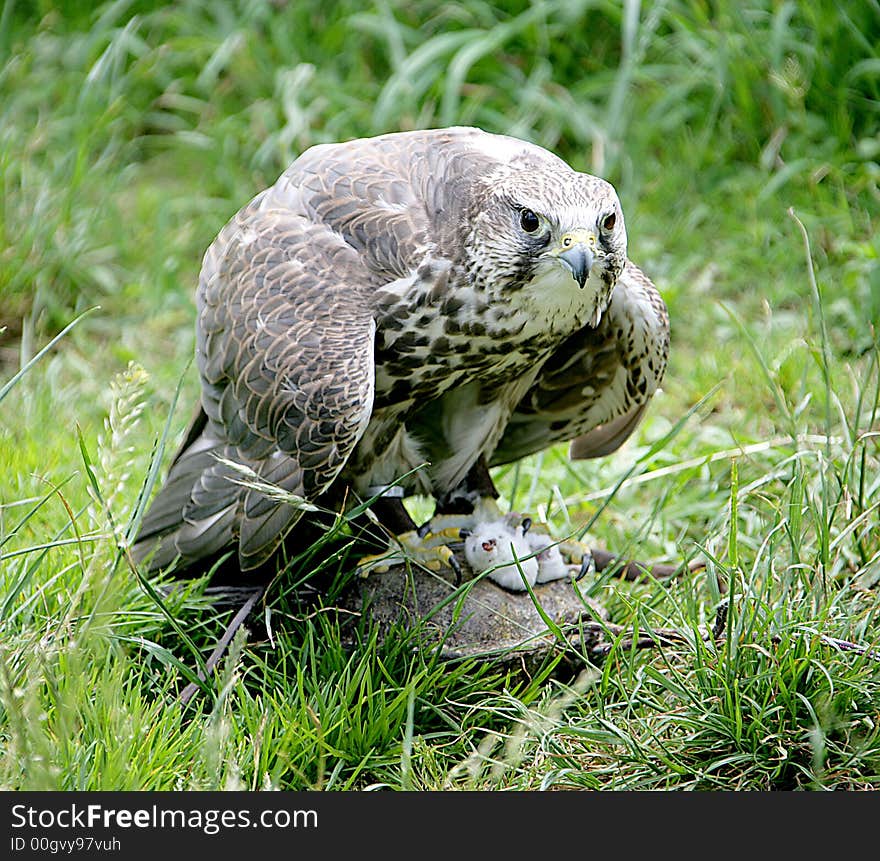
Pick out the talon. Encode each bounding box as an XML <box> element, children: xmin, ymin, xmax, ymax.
<box><xmin>417</xmin><ymin>520</ymin><xmax>433</xmax><ymax>539</ymax></box>
<box><xmin>576</xmin><ymin>553</ymin><xmax>595</xmax><ymax>581</ymax></box>
<box><xmin>521</xmin><ymin>517</ymin><xmax>532</xmax><ymax>535</ymax></box>
<box><xmin>448</xmin><ymin>553</ymin><xmax>462</xmax><ymax>585</ymax></box>
<box><xmin>459</xmin><ymin>527</ymin><xmax>472</xmax><ymax>539</ymax></box>
<box><xmin>433</xmin><ymin>543</ymin><xmax>459</xmax><ymax>576</ymax></box>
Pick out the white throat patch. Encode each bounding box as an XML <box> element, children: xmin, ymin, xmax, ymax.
<box><xmin>513</xmin><ymin>261</ymin><xmax>606</xmax><ymax>337</ymax></box>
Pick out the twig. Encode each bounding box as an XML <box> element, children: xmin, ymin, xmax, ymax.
<box><xmin>818</xmin><ymin>634</ymin><xmax>880</xmax><ymax>662</ymax></box>
<box><xmin>591</xmin><ymin>547</ymin><xmax>705</xmax><ymax>582</ymax></box>
<box><xmin>179</xmin><ymin>585</ymin><xmax>266</xmax><ymax>706</ymax></box>
<box><xmin>582</xmin><ymin>600</ymin><xmax>728</xmax><ymax>660</ymax></box>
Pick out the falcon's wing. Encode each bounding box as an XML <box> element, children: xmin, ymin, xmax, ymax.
<box><xmin>490</xmin><ymin>262</ymin><xmax>669</xmax><ymax>466</ymax></box>
<box><xmin>137</xmin><ymin>199</ymin><xmax>377</xmax><ymax>572</ymax></box>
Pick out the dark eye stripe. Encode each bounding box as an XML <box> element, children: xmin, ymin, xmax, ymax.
<box><xmin>532</xmin><ymin>230</ymin><xmax>551</xmax><ymax>249</ymax></box>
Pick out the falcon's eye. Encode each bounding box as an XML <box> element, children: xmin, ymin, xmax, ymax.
<box><xmin>519</xmin><ymin>208</ymin><xmax>540</xmax><ymax>233</ymax></box>
<box><xmin>601</xmin><ymin>212</ymin><xmax>617</xmax><ymax>232</ymax></box>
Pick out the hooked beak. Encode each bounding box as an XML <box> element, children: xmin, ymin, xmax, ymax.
<box><xmin>559</xmin><ymin>244</ymin><xmax>593</xmax><ymax>289</ymax></box>
<box><xmin>553</xmin><ymin>229</ymin><xmax>596</xmax><ymax>289</ymax></box>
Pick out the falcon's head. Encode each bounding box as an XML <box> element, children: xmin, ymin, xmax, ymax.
<box><xmin>464</xmin><ymin>158</ymin><xmax>628</xmax><ymax>331</ymax></box>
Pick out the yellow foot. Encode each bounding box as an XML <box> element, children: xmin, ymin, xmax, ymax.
<box><xmin>356</xmin><ymin>526</ymin><xmax>464</xmax><ymax>582</ymax></box>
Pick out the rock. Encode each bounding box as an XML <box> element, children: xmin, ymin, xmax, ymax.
<box><xmin>336</xmin><ymin>558</ymin><xmax>609</xmax><ymax>665</ymax></box>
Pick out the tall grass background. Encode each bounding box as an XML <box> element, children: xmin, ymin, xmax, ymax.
<box><xmin>1</xmin><ymin>0</ymin><xmax>878</xmax><ymax>789</ymax></box>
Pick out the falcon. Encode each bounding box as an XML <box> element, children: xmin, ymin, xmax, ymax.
<box><xmin>133</xmin><ymin>127</ymin><xmax>669</xmax><ymax>590</ymax></box>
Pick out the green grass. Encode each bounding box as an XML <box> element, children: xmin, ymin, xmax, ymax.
<box><xmin>1</xmin><ymin>0</ymin><xmax>879</xmax><ymax>790</ymax></box>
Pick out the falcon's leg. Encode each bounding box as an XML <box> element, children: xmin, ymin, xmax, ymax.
<box><xmin>370</xmin><ymin>496</ymin><xmax>419</xmax><ymax>534</ymax></box>
<box><xmin>434</xmin><ymin>455</ymin><xmax>501</xmax><ymax>517</ymax></box>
